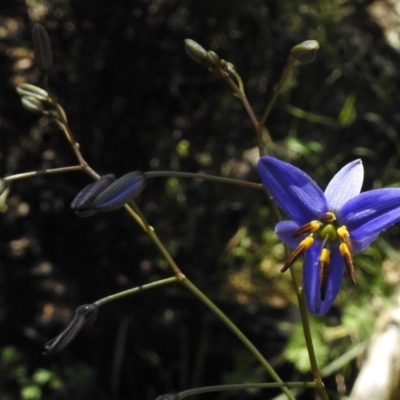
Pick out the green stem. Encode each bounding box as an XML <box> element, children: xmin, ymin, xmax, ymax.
<box><xmin>258</xmin><ymin>58</ymin><xmax>297</xmax><ymax>129</ymax></box>
<box><xmin>177</xmin><ymin>381</ymin><xmax>316</xmax><ymax>399</ymax></box>
<box><xmin>144</xmin><ymin>171</ymin><xmax>262</xmax><ymax>190</ymax></box>
<box><xmin>94</xmin><ymin>277</ymin><xmax>179</xmax><ymax>307</ymax></box>
<box><xmin>180</xmin><ymin>277</ymin><xmax>296</xmax><ymax>400</ymax></box>
<box><xmin>121</xmin><ymin>206</ymin><xmax>294</xmax><ymax>398</ymax></box>
<box><xmin>4</xmin><ymin>165</ymin><xmax>84</xmax><ymax>182</ymax></box>
<box><xmin>223</xmin><ymin>76</ymin><xmax>265</xmax><ymax>156</ymax></box>
<box><xmin>295</xmin><ymin>287</ymin><xmax>329</xmax><ymax>400</ymax></box>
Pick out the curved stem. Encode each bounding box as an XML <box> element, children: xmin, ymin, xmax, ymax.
<box><xmin>144</xmin><ymin>171</ymin><xmax>262</xmax><ymax>190</ymax></box>
<box><xmin>138</xmin><ymin>220</ymin><xmax>295</xmax><ymax>399</ymax></box>
<box><xmin>258</xmin><ymin>58</ymin><xmax>297</xmax><ymax>129</ymax></box>
<box><xmin>94</xmin><ymin>277</ymin><xmax>179</xmax><ymax>307</ymax></box>
<box><xmin>177</xmin><ymin>381</ymin><xmax>316</xmax><ymax>399</ymax></box>
<box><xmin>223</xmin><ymin>76</ymin><xmax>265</xmax><ymax>156</ymax></box>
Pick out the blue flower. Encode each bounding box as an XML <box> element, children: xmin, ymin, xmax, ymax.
<box><xmin>257</xmin><ymin>156</ymin><xmax>400</xmax><ymax>316</ymax></box>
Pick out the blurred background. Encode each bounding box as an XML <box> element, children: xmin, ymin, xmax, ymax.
<box><xmin>1</xmin><ymin>0</ymin><xmax>400</xmax><ymax>399</ymax></box>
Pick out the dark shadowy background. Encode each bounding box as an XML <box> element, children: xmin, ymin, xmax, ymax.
<box><xmin>1</xmin><ymin>0</ymin><xmax>400</xmax><ymax>399</ymax></box>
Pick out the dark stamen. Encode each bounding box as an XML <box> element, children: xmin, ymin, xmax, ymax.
<box><xmin>339</xmin><ymin>243</ymin><xmax>356</xmax><ymax>285</ymax></box>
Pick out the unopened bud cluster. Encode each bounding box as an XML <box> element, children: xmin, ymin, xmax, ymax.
<box><xmin>184</xmin><ymin>39</ymin><xmax>227</xmax><ymax>77</ymax></box>
<box><xmin>71</xmin><ymin>171</ymin><xmax>146</xmax><ymax>217</ymax></box>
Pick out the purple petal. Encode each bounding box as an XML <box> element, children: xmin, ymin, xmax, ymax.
<box><xmin>325</xmin><ymin>160</ymin><xmax>363</xmax><ymax>213</ymax></box>
<box><xmin>275</xmin><ymin>221</ymin><xmax>303</xmax><ymax>248</ymax></box>
<box><xmin>339</xmin><ymin>188</ymin><xmax>400</xmax><ymax>240</ymax></box>
<box><xmin>303</xmin><ymin>244</ymin><xmax>345</xmax><ymax>316</ymax></box>
<box><xmin>351</xmin><ymin>233</ymin><xmax>379</xmax><ymax>253</ymax></box>
<box><xmin>257</xmin><ymin>157</ymin><xmax>327</xmax><ymax>225</ymax></box>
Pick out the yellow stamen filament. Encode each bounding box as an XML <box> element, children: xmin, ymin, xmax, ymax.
<box><xmin>340</xmin><ymin>243</ymin><xmax>356</xmax><ymax>284</ymax></box>
<box><xmin>337</xmin><ymin>225</ymin><xmax>353</xmax><ymax>253</ymax></box>
<box><xmin>292</xmin><ymin>221</ymin><xmax>322</xmax><ymax>238</ymax></box>
<box><xmin>319</xmin><ymin>248</ymin><xmax>330</xmax><ymax>301</ymax></box>
<box><xmin>281</xmin><ymin>236</ymin><xmax>314</xmax><ymax>273</ymax></box>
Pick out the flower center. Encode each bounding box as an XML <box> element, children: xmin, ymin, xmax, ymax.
<box><xmin>281</xmin><ymin>212</ymin><xmax>355</xmax><ymax>300</ymax></box>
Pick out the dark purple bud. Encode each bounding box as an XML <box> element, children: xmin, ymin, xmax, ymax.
<box><xmin>92</xmin><ymin>171</ymin><xmax>146</xmax><ymax>211</ymax></box>
<box><xmin>71</xmin><ymin>174</ymin><xmax>115</xmax><ymax>217</ymax></box>
<box><xmin>43</xmin><ymin>304</ymin><xmax>98</xmax><ymax>355</ymax></box>
<box><xmin>32</xmin><ymin>23</ymin><xmax>53</xmax><ymax>74</ymax></box>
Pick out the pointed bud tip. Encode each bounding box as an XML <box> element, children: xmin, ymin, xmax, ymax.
<box><xmin>184</xmin><ymin>39</ymin><xmax>207</xmax><ymax>64</ymax></box>
<box><xmin>21</xmin><ymin>96</ymin><xmax>45</xmax><ymax>114</ymax></box>
<box><xmin>71</xmin><ymin>174</ymin><xmax>116</xmax><ymax>213</ymax></box>
<box><xmin>290</xmin><ymin>40</ymin><xmax>320</xmax><ymax>63</ymax></box>
<box><xmin>43</xmin><ymin>304</ymin><xmax>98</xmax><ymax>356</ymax></box>
<box><xmin>17</xmin><ymin>83</ymin><xmax>49</xmax><ymax>102</ymax></box>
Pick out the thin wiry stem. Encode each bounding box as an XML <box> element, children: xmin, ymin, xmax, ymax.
<box><xmin>144</xmin><ymin>171</ymin><xmax>262</xmax><ymax>190</ymax></box>
<box><xmin>177</xmin><ymin>381</ymin><xmax>316</xmax><ymax>399</ymax></box>
<box><xmin>94</xmin><ymin>277</ymin><xmax>179</xmax><ymax>307</ymax></box>
<box><xmin>4</xmin><ymin>165</ymin><xmax>84</xmax><ymax>182</ymax></box>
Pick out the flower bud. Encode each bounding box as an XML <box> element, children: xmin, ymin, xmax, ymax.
<box><xmin>92</xmin><ymin>171</ymin><xmax>146</xmax><ymax>211</ymax></box>
<box><xmin>21</xmin><ymin>96</ymin><xmax>45</xmax><ymax>114</ymax></box>
<box><xmin>290</xmin><ymin>40</ymin><xmax>320</xmax><ymax>64</ymax></box>
<box><xmin>32</xmin><ymin>23</ymin><xmax>53</xmax><ymax>74</ymax></box>
<box><xmin>184</xmin><ymin>39</ymin><xmax>207</xmax><ymax>64</ymax></box>
<box><xmin>16</xmin><ymin>83</ymin><xmax>49</xmax><ymax>102</ymax></box>
<box><xmin>71</xmin><ymin>174</ymin><xmax>116</xmax><ymax>217</ymax></box>
<box><xmin>206</xmin><ymin>50</ymin><xmax>221</xmax><ymax>69</ymax></box>
<box><xmin>43</xmin><ymin>304</ymin><xmax>98</xmax><ymax>355</ymax></box>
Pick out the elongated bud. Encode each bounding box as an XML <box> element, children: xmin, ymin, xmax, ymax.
<box><xmin>71</xmin><ymin>174</ymin><xmax>116</xmax><ymax>217</ymax></box>
<box><xmin>290</xmin><ymin>40</ymin><xmax>320</xmax><ymax>63</ymax></box>
<box><xmin>16</xmin><ymin>83</ymin><xmax>49</xmax><ymax>102</ymax></box>
<box><xmin>21</xmin><ymin>96</ymin><xmax>45</xmax><ymax>114</ymax></box>
<box><xmin>43</xmin><ymin>304</ymin><xmax>98</xmax><ymax>355</ymax></box>
<box><xmin>184</xmin><ymin>39</ymin><xmax>207</xmax><ymax>64</ymax></box>
<box><xmin>92</xmin><ymin>171</ymin><xmax>146</xmax><ymax>211</ymax></box>
<box><xmin>32</xmin><ymin>23</ymin><xmax>53</xmax><ymax>74</ymax></box>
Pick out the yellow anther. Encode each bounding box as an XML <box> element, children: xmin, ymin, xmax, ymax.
<box><xmin>299</xmin><ymin>236</ymin><xmax>314</xmax><ymax>249</ymax></box>
<box><xmin>293</xmin><ymin>221</ymin><xmax>322</xmax><ymax>237</ymax></box>
<box><xmin>281</xmin><ymin>236</ymin><xmax>314</xmax><ymax>273</ymax></box>
<box><xmin>319</xmin><ymin>248</ymin><xmax>331</xmax><ymax>301</ymax></box>
<box><xmin>339</xmin><ymin>242</ymin><xmax>350</xmax><ymax>257</ymax></box>
<box><xmin>337</xmin><ymin>225</ymin><xmax>353</xmax><ymax>253</ymax></box>
<box><xmin>337</xmin><ymin>226</ymin><xmax>349</xmax><ymax>240</ymax></box>
<box><xmin>320</xmin><ymin>248</ymin><xmax>330</xmax><ymax>264</ymax></box>
<box><xmin>320</xmin><ymin>212</ymin><xmax>336</xmax><ymax>222</ymax></box>
<box><xmin>340</xmin><ymin>243</ymin><xmax>356</xmax><ymax>285</ymax></box>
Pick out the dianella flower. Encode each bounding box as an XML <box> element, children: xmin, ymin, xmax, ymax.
<box><xmin>258</xmin><ymin>156</ymin><xmax>400</xmax><ymax>316</ymax></box>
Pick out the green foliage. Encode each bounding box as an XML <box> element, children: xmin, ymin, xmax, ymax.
<box><xmin>0</xmin><ymin>347</ymin><xmax>63</xmax><ymax>399</ymax></box>
<box><xmin>284</xmin><ymin>319</ymin><xmax>329</xmax><ymax>373</ymax></box>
